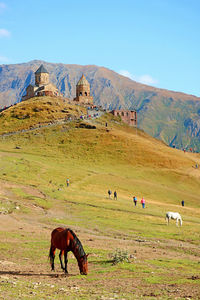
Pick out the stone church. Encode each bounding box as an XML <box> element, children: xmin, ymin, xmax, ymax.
<box><xmin>73</xmin><ymin>74</ymin><xmax>93</xmax><ymax>105</ymax></box>
<box><xmin>22</xmin><ymin>64</ymin><xmax>59</xmax><ymax>101</ymax></box>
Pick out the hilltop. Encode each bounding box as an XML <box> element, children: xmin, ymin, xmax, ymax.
<box><xmin>0</xmin><ymin>96</ymin><xmax>87</xmax><ymax>135</ymax></box>
<box><xmin>0</xmin><ymin>97</ymin><xmax>200</xmax><ymax>298</ymax></box>
<box><xmin>1</xmin><ymin>60</ymin><xmax>200</xmax><ymax>151</ymax></box>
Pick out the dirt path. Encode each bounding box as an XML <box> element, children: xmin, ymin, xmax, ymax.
<box><xmin>0</xmin><ymin>110</ymin><xmax>105</xmax><ymax>137</ymax></box>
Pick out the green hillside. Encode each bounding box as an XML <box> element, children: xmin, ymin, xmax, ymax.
<box><xmin>137</xmin><ymin>95</ymin><xmax>200</xmax><ymax>152</ymax></box>
<box><xmin>0</xmin><ymin>97</ymin><xmax>200</xmax><ymax>299</ymax></box>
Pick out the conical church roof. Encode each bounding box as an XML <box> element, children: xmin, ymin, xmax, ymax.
<box><xmin>35</xmin><ymin>64</ymin><xmax>49</xmax><ymax>74</ymax></box>
<box><xmin>77</xmin><ymin>74</ymin><xmax>89</xmax><ymax>86</ymax></box>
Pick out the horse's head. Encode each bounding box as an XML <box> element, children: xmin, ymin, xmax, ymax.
<box><xmin>78</xmin><ymin>254</ymin><xmax>88</xmax><ymax>275</ymax></box>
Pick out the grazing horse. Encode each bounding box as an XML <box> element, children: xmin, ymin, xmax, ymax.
<box><xmin>165</xmin><ymin>212</ymin><xmax>182</xmax><ymax>226</ymax></box>
<box><xmin>49</xmin><ymin>227</ymin><xmax>88</xmax><ymax>275</ymax></box>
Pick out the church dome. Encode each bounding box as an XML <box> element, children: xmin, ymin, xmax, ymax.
<box><xmin>77</xmin><ymin>74</ymin><xmax>89</xmax><ymax>86</ymax></box>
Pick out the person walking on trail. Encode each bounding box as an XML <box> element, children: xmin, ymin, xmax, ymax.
<box><xmin>114</xmin><ymin>191</ymin><xmax>117</xmax><ymax>200</ymax></box>
<box><xmin>66</xmin><ymin>178</ymin><xmax>70</xmax><ymax>187</ymax></box>
<box><xmin>181</xmin><ymin>200</ymin><xmax>185</xmax><ymax>207</ymax></box>
<box><xmin>108</xmin><ymin>190</ymin><xmax>112</xmax><ymax>199</ymax></box>
<box><xmin>133</xmin><ymin>196</ymin><xmax>137</xmax><ymax>206</ymax></box>
<box><xmin>141</xmin><ymin>197</ymin><xmax>145</xmax><ymax>208</ymax></box>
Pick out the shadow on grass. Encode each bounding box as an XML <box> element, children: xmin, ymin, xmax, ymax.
<box><xmin>0</xmin><ymin>270</ymin><xmax>76</xmax><ymax>277</ymax></box>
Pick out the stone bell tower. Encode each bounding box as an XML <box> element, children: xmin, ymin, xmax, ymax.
<box><xmin>73</xmin><ymin>74</ymin><xmax>93</xmax><ymax>105</ymax></box>
<box><xmin>35</xmin><ymin>64</ymin><xmax>49</xmax><ymax>87</ymax></box>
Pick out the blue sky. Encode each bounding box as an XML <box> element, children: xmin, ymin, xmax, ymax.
<box><xmin>0</xmin><ymin>0</ymin><xmax>200</xmax><ymax>96</ymax></box>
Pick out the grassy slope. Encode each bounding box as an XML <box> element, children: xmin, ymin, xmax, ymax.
<box><xmin>0</xmin><ymin>97</ymin><xmax>200</xmax><ymax>238</ymax></box>
<box><xmin>137</xmin><ymin>95</ymin><xmax>200</xmax><ymax>152</ymax></box>
<box><xmin>0</xmin><ymin>97</ymin><xmax>200</xmax><ymax>299</ymax></box>
<box><xmin>0</xmin><ymin>96</ymin><xmax>87</xmax><ymax>134</ymax></box>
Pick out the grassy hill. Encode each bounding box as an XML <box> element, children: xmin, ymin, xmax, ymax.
<box><xmin>0</xmin><ymin>97</ymin><xmax>200</xmax><ymax>299</ymax></box>
<box><xmin>1</xmin><ymin>60</ymin><xmax>200</xmax><ymax>151</ymax></box>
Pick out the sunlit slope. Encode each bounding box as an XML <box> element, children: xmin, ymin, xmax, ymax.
<box><xmin>0</xmin><ymin>102</ymin><xmax>200</xmax><ymax>300</ymax></box>
<box><xmin>0</xmin><ymin>97</ymin><xmax>200</xmax><ymax>212</ymax></box>
<box><xmin>0</xmin><ymin>96</ymin><xmax>86</xmax><ymax>134</ymax></box>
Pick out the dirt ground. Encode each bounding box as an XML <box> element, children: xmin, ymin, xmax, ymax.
<box><xmin>0</xmin><ymin>181</ymin><xmax>200</xmax><ymax>299</ymax></box>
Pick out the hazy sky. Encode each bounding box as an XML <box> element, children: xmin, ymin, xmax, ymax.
<box><xmin>0</xmin><ymin>0</ymin><xmax>200</xmax><ymax>96</ymax></box>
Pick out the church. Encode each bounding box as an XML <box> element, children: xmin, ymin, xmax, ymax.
<box><xmin>73</xmin><ymin>74</ymin><xmax>93</xmax><ymax>105</ymax></box>
<box><xmin>22</xmin><ymin>64</ymin><xmax>60</xmax><ymax>101</ymax></box>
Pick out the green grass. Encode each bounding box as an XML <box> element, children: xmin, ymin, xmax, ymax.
<box><xmin>0</xmin><ymin>98</ymin><xmax>200</xmax><ymax>299</ymax></box>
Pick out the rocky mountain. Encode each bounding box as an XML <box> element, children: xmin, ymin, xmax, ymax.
<box><xmin>1</xmin><ymin>60</ymin><xmax>200</xmax><ymax>151</ymax></box>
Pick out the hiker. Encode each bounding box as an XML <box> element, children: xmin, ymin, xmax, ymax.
<box><xmin>66</xmin><ymin>178</ymin><xmax>70</xmax><ymax>187</ymax></box>
<box><xmin>181</xmin><ymin>200</ymin><xmax>184</xmax><ymax>207</ymax></box>
<box><xmin>133</xmin><ymin>196</ymin><xmax>137</xmax><ymax>206</ymax></box>
<box><xmin>141</xmin><ymin>197</ymin><xmax>145</xmax><ymax>208</ymax></box>
<box><xmin>108</xmin><ymin>190</ymin><xmax>112</xmax><ymax>199</ymax></box>
<box><xmin>114</xmin><ymin>191</ymin><xmax>117</xmax><ymax>200</ymax></box>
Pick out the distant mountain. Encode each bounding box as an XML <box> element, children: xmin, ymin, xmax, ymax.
<box><xmin>0</xmin><ymin>60</ymin><xmax>200</xmax><ymax>151</ymax></box>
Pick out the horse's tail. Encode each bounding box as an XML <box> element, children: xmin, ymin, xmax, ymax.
<box><xmin>179</xmin><ymin>218</ymin><xmax>183</xmax><ymax>226</ymax></box>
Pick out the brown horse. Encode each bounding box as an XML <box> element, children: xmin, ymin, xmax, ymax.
<box><xmin>49</xmin><ymin>227</ymin><xmax>88</xmax><ymax>275</ymax></box>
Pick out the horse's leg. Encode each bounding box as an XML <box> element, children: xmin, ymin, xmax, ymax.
<box><xmin>166</xmin><ymin>216</ymin><xmax>169</xmax><ymax>225</ymax></box>
<box><xmin>64</xmin><ymin>251</ymin><xmax>68</xmax><ymax>274</ymax></box>
<box><xmin>59</xmin><ymin>250</ymin><xmax>65</xmax><ymax>270</ymax></box>
<box><xmin>49</xmin><ymin>246</ymin><xmax>56</xmax><ymax>271</ymax></box>
<box><xmin>176</xmin><ymin>218</ymin><xmax>179</xmax><ymax>227</ymax></box>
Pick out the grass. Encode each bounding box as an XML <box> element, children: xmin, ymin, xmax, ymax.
<box><xmin>0</xmin><ymin>97</ymin><xmax>200</xmax><ymax>299</ymax></box>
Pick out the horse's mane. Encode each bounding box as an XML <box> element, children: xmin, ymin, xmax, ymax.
<box><xmin>67</xmin><ymin>228</ymin><xmax>86</xmax><ymax>258</ymax></box>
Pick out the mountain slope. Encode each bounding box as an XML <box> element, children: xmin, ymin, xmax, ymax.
<box><xmin>0</xmin><ymin>60</ymin><xmax>200</xmax><ymax>151</ymax></box>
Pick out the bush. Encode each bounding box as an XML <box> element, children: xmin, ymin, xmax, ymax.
<box><xmin>111</xmin><ymin>248</ymin><xmax>129</xmax><ymax>265</ymax></box>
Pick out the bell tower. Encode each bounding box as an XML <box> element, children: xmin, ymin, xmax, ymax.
<box><xmin>35</xmin><ymin>64</ymin><xmax>49</xmax><ymax>86</ymax></box>
<box><xmin>74</xmin><ymin>74</ymin><xmax>93</xmax><ymax>105</ymax></box>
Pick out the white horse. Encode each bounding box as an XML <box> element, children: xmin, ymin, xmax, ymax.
<box><xmin>165</xmin><ymin>212</ymin><xmax>182</xmax><ymax>226</ymax></box>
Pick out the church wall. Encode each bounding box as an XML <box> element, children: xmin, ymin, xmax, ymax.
<box><xmin>35</xmin><ymin>73</ymin><xmax>49</xmax><ymax>86</ymax></box>
<box><xmin>76</xmin><ymin>85</ymin><xmax>90</xmax><ymax>97</ymax></box>
<box><xmin>112</xmin><ymin>110</ymin><xmax>137</xmax><ymax>126</ymax></box>
<box><xmin>74</xmin><ymin>95</ymin><xmax>93</xmax><ymax>105</ymax></box>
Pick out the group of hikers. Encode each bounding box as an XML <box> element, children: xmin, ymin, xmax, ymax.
<box><xmin>108</xmin><ymin>190</ymin><xmax>117</xmax><ymax>200</ymax></box>
<box><xmin>66</xmin><ymin>178</ymin><xmax>184</xmax><ymax>210</ymax></box>
<box><xmin>108</xmin><ymin>190</ymin><xmax>146</xmax><ymax>208</ymax></box>
<box><xmin>133</xmin><ymin>196</ymin><xmax>145</xmax><ymax>208</ymax></box>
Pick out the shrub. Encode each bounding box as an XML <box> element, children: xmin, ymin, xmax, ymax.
<box><xmin>111</xmin><ymin>248</ymin><xmax>129</xmax><ymax>265</ymax></box>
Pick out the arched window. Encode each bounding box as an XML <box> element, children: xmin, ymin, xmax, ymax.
<box><xmin>79</xmin><ymin>92</ymin><xmax>82</xmax><ymax>96</ymax></box>
<box><xmin>122</xmin><ymin>112</ymin><xmax>124</xmax><ymax>116</ymax></box>
<box><xmin>127</xmin><ymin>112</ymin><xmax>129</xmax><ymax>116</ymax></box>
<box><xmin>85</xmin><ymin>92</ymin><xmax>87</xmax><ymax>96</ymax></box>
